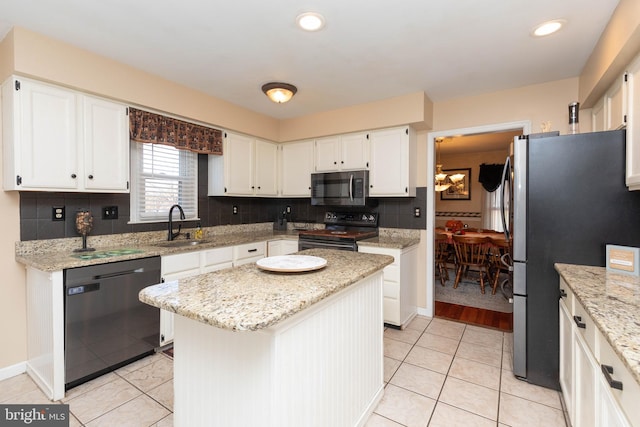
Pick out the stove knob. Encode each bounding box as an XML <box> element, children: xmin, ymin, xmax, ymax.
<box><xmin>369</xmin><ymin>214</ymin><xmax>375</xmax><ymax>221</ymax></box>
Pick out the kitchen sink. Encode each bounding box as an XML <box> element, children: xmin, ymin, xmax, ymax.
<box><xmin>152</xmin><ymin>240</ymin><xmax>211</xmax><ymax>248</ymax></box>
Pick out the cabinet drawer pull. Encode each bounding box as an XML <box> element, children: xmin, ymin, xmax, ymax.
<box><xmin>71</xmin><ymin>173</ymin><xmax>77</xmax><ymax>179</ymax></box>
<box><xmin>573</xmin><ymin>315</ymin><xmax>586</xmax><ymax>329</ymax></box>
<box><xmin>559</xmin><ymin>289</ymin><xmax>567</xmax><ymax>299</ymax></box>
<box><xmin>601</xmin><ymin>364</ymin><xmax>623</xmax><ymax>390</ymax></box>
<box><xmin>248</xmin><ymin>248</ymin><xmax>258</xmax><ymax>253</ymax></box>
<box><xmin>88</xmin><ymin>174</ymin><xmax>94</xmax><ymax>180</ymax></box>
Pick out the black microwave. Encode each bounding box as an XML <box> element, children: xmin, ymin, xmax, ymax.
<box><xmin>311</xmin><ymin>170</ymin><xmax>369</xmax><ymax>206</ymax></box>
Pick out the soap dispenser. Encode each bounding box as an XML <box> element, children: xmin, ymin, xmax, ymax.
<box><xmin>195</xmin><ymin>223</ymin><xmax>203</xmax><ymax>240</ymax></box>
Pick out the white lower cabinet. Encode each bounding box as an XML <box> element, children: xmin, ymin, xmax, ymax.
<box><xmin>558</xmin><ymin>278</ymin><xmax>640</xmax><ymax>427</ymax></box>
<box><xmin>160</xmin><ymin>246</ymin><xmax>234</xmax><ymax>345</ymax></box>
<box><xmin>267</xmin><ymin>239</ymin><xmax>298</xmax><ymax>256</ymax></box>
<box><xmin>233</xmin><ymin>241</ymin><xmax>266</xmax><ymax>266</ymax></box>
<box><xmin>358</xmin><ymin>244</ymin><xmax>417</xmax><ymax>328</ymax></box>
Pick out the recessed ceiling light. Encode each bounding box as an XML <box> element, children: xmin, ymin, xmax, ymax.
<box><xmin>532</xmin><ymin>19</ymin><xmax>565</xmax><ymax>37</ymax></box>
<box><xmin>296</xmin><ymin>12</ymin><xmax>325</xmax><ymax>31</ymax></box>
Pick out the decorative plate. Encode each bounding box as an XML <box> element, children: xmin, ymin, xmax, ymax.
<box><xmin>256</xmin><ymin>255</ymin><xmax>327</xmax><ymax>272</ymax></box>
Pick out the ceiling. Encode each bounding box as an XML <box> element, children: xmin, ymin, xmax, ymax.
<box><xmin>0</xmin><ymin>0</ymin><xmax>620</xmax><ymax>122</ymax></box>
<box><xmin>439</xmin><ymin>130</ymin><xmax>522</xmax><ymax>155</ymax></box>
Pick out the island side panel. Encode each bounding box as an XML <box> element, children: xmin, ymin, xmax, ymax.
<box><xmin>25</xmin><ymin>267</ymin><xmax>65</xmax><ymax>401</ymax></box>
<box><xmin>173</xmin><ymin>270</ymin><xmax>384</xmax><ymax>427</ymax></box>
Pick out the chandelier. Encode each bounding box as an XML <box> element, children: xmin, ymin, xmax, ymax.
<box><xmin>435</xmin><ymin>138</ymin><xmax>466</xmax><ymax>192</ymax></box>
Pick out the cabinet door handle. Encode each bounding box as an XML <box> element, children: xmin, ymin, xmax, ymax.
<box><xmin>71</xmin><ymin>174</ymin><xmax>77</xmax><ymax>179</ymax></box>
<box><xmin>601</xmin><ymin>364</ymin><xmax>623</xmax><ymax>390</ymax></box>
<box><xmin>334</xmin><ymin>161</ymin><xmax>337</xmax><ymax>165</ymax></box>
<box><xmin>573</xmin><ymin>315</ymin><xmax>586</xmax><ymax>329</ymax></box>
<box><xmin>560</xmin><ymin>289</ymin><xmax>567</xmax><ymax>299</ymax></box>
<box><xmin>248</xmin><ymin>248</ymin><xmax>258</xmax><ymax>253</ymax></box>
<box><xmin>88</xmin><ymin>174</ymin><xmax>94</xmax><ymax>180</ymax></box>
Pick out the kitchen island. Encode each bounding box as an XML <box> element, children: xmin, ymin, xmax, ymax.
<box><xmin>139</xmin><ymin>248</ymin><xmax>394</xmax><ymax>427</ymax></box>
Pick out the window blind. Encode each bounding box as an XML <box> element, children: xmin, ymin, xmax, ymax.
<box><xmin>130</xmin><ymin>142</ymin><xmax>198</xmax><ymax>223</ymax></box>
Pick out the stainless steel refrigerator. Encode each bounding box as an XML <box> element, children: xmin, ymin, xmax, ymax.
<box><xmin>504</xmin><ymin>129</ymin><xmax>640</xmax><ymax>390</ymax></box>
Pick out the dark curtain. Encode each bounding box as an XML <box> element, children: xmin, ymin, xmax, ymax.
<box><xmin>478</xmin><ymin>163</ymin><xmax>504</xmax><ymax>192</ymax></box>
<box><xmin>129</xmin><ymin>107</ymin><xmax>223</xmax><ymax>155</ymax></box>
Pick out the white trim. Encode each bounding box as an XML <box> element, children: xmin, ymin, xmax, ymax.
<box><xmin>0</xmin><ymin>361</ymin><xmax>27</xmax><ymax>382</ymax></box>
<box><xmin>426</xmin><ymin>120</ymin><xmax>531</xmax><ymax>317</ymax></box>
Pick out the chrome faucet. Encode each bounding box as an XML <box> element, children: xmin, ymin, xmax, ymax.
<box><xmin>168</xmin><ymin>204</ymin><xmax>185</xmax><ymax>241</ymax></box>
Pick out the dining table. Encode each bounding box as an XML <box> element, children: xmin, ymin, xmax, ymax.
<box><xmin>436</xmin><ymin>228</ymin><xmax>506</xmax><ymax>245</ymax></box>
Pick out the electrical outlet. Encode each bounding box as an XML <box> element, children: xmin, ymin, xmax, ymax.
<box><xmin>52</xmin><ymin>206</ymin><xmax>65</xmax><ymax>221</ymax></box>
<box><xmin>102</xmin><ymin>206</ymin><xmax>119</xmax><ymax>220</ymax></box>
<box><xmin>414</xmin><ymin>207</ymin><xmax>421</xmax><ymax>218</ymax></box>
<box><xmin>286</xmin><ymin>206</ymin><xmax>291</xmax><ymax>214</ymax></box>
<box><xmin>233</xmin><ymin>205</ymin><xmax>238</xmax><ymax>215</ymax></box>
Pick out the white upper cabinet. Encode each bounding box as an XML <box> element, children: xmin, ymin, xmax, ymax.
<box><xmin>254</xmin><ymin>139</ymin><xmax>278</xmax><ymax>196</ymax></box>
<box><xmin>2</xmin><ymin>76</ymin><xmax>129</xmax><ymax>192</ymax></box>
<box><xmin>626</xmin><ymin>55</ymin><xmax>640</xmax><ymax>190</ymax></box>
<box><xmin>82</xmin><ymin>95</ymin><xmax>130</xmax><ymax>191</ymax></box>
<box><xmin>369</xmin><ymin>126</ymin><xmax>416</xmax><ymax>197</ymax></box>
<box><xmin>280</xmin><ymin>140</ymin><xmax>313</xmax><ymax>197</ymax></box>
<box><xmin>591</xmin><ymin>98</ymin><xmax>606</xmax><ymax>132</ymax></box>
<box><xmin>314</xmin><ymin>132</ymin><xmax>369</xmax><ymax>172</ymax></box>
<box><xmin>605</xmin><ymin>74</ymin><xmax>627</xmax><ymax>131</ymax></box>
<box><xmin>208</xmin><ymin>131</ymin><xmax>278</xmax><ymax>197</ymax></box>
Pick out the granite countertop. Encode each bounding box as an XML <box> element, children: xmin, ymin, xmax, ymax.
<box><xmin>555</xmin><ymin>263</ymin><xmax>640</xmax><ymax>385</ymax></box>
<box><xmin>139</xmin><ymin>248</ymin><xmax>394</xmax><ymax>331</ymax></box>
<box><xmin>15</xmin><ymin>224</ymin><xmax>420</xmax><ymax>272</ymax></box>
<box><xmin>359</xmin><ymin>236</ymin><xmax>420</xmax><ymax>249</ymax></box>
<box><xmin>15</xmin><ymin>229</ymin><xmax>299</xmax><ymax>272</ymax></box>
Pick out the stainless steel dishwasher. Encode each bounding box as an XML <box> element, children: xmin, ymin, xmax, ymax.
<box><xmin>64</xmin><ymin>256</ymin><xmax>161</xmax><ymax>389</ymax></box>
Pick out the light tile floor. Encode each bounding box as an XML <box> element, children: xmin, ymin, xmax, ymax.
<box><xmin>0</xmin><ymin>316</ymin><xmax>567</xmax><ymax>427</ymax></box>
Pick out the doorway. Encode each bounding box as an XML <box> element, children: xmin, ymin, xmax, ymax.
<box><xmin>425</xmin><ymin>121</ymin><xmax>530</xmax><ymax>330</ymax></box>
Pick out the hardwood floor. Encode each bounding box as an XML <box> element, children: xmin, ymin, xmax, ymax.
<box><xmin>435</xmin><ymin>300</ymin><xmax>513</xmax><ymax>332</ymax></box>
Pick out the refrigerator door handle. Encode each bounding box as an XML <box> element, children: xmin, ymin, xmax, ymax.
<box><xmin>500</xmin><ymin>156</ymin><xmax>511</xmax><ymax>242</ymax></box>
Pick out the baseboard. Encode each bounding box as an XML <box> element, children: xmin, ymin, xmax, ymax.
<box><xmin>0</xmin><ymin>361</ymin><xmax>27</xmax><ymax>382</ymax></box>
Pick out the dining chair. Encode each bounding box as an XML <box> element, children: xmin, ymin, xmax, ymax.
<box><xmin>488</xmin><ymin>237</ymin><xmax>511</xmax><ymax>295</ymax></box>
<box><xmin>451</xmin><ymin>235</ymin><xmax>492</xmax><ymax>293</ymax></box>
<box><xmin>434</xmin><ymin>233</ymin><xmax>451</xmax><ymax>286</ymax></box>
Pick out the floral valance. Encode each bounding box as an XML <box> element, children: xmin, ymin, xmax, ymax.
<box><xmin>129</xmin><ymin>107</ymin><xmax>223</xmax><ymax>155</ymax></box>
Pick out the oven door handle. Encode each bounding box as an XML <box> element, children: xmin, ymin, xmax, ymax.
<box><xmin>299</xmin><ymin>239</ymin><xmax>357</xmax><ymax>251</ymax></box>
<box><xmin>349</xmin><ymin>174</ymin><xmax>354</xmax><ymax>202</ymax></box>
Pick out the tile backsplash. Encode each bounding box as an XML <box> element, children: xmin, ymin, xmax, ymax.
<box><xmin>19</xmin><ymin>156</ymin><xmax>426</xmax><ymax>240</ymax></box>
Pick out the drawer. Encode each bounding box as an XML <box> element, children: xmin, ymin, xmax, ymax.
<box><xmin>383</xmin><ymin>280</ymin><xmax>399</xmax><ymax>299</ymax></box>
<box><xmin>559</xmin><ymin>278</ymin><xmax>574</xmax><ymax>312</ymax></box>
<box><xmin>573</xmin><ymin>298</ymin><xmax>597</xmax><ymax>354</ymax></box>
<box><xmin>162</xmin><ymin>252</ymin><xmax>200</xmax><ymax>274</ymax></box>
<box><xmin>383</xmin><ymin>264</ymin><xmax>400</xmax><ymax>283</ymax></box>
<box><xmin>383</xmin><ymin>297</ymin><xmax>400</xmax><ymax>325</ymax></box>
<box><xmin>234</xmin><ymin>242</ymin><xmax>266</xmax><ymax>261</ymax></box>
<box><xmin>598</xmin><ymin>334</ymin><xmax>640</xmax><ymax>427</ymax></box>
<box><xmin>202</xmin><ymin>246</ymin><xmax>233</xmax><ymax>268</ymax></box>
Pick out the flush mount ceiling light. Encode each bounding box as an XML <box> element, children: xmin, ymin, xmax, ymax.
<box><xmin>532</xmin><ymin>19</ymin><xmax>565</xmax><ymax>37</ymax></box>
<box><xmin>296</xmin><ymin>12</ymin><xmax>325</xmax><ymax>31</ymax></box>
<box><xmin>261</xmin><ymin>82</ymin><xmax>298</xmax><ymax>103</ymax></box>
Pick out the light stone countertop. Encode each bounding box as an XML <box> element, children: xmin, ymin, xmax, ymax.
<box><xmin>359</xmin><ymin>236</ymin><xmax>420</xmax><ymax>249</ymax></box>
<box><xmin>15</xmin><ymin>230</ymin><xmax>298</xmax><ymax>271</ymax></box>
<box><xmin>555</xmin><ymin>263</ymin><xmax>640</xmax><ymax>385</ymax></box>
<box><xmin>15</xmin><ymin>224</ymin><xmax>420</xmax><ymax>272</ymax></box>
<box><xmin>139</xmin><ymin>248</ymin><xmax>394</xmax><ymax>331</ymax></box>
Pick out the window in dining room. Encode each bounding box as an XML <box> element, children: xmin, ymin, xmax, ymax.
<box><xmin>482</xmin><ymin>183</ymin><xmax>509</xmax><ymax>232</ymax></box>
